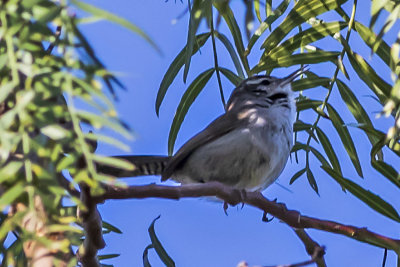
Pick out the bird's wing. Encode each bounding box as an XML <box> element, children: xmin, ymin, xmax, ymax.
<box><xmin>161</xmin><ymin>112</ymin><xmax>244</xmax><ymax>180</ymax></box>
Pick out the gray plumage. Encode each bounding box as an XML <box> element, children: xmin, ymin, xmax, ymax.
<box><xmin>97</xmin><ymin>67</ymin><xmax>305</xmax><ymax>192</ymax></box>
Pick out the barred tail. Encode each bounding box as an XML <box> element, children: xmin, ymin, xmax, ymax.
<box><xmin>96</xmin><ymin>155</ymin><xmax>170</xmax><ymax>178</ymax></box>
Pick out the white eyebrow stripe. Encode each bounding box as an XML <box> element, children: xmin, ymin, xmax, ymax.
<box><xmin>245</xmin><ymin>78</ymin><xmax>270</xmax><ymax>85</ymax></box>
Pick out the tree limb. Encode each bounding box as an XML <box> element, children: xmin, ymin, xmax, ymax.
<box><xmin>93</xmin><ymin>182</ymin><xmax>400</xmax><ymax>255</ymax></box>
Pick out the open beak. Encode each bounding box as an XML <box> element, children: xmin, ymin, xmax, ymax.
<box><xmin>280</xmin><ymin>65</ymin><xmax>308</xmax><ymax>86</ymax></box>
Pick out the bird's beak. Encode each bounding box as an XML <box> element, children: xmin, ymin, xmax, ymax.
<box><xmin>280</xmin><ymin>65</ymin><xmax>308</xmax><ymax>86</ymax></box>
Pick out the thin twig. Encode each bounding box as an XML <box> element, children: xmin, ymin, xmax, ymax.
<box><xmin>292</xmin><ymin>228</ymin><xmax>326</xmax><ymax>267</ymax></box>
<box><xmin>93</xmin><ymin>182</ymin><xmax>400</xmax><ymax>256</ymax></box>
<box><xmin>46</xmin><ymin>26</ymin><xmax>62</xmax><ymax>54</ymax></box>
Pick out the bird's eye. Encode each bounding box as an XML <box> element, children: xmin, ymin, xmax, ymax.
<box><xmin>259</xmin><ymin>79</ymin><xmax>270</xmax><ymax>86</ymax></box>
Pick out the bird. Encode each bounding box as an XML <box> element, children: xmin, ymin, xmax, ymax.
<box><xmin>97</xmin><ymin>67</ymin><xmax>306</xmax><ymax>192</ymax></box>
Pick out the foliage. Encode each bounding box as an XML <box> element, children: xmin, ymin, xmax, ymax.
<box><xmin>1</xmin><ymin>0</ymin><xmax>400</xmax><ymax>265</ymax></box>
<box><xmin>0</xmin><ymin>0</ymin><xmax>155</xmax><ymax>265</ymax></box>
<box><xmin>158</xmin><ymin>0</ymin><xmax>400</xmax><ymax>224</ymax></box>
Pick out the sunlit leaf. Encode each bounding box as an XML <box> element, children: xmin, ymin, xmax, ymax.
<box><xmin>261</xmin><ymin>0</ymin><xmax>348</xmax><ymax>51</ymax></box>
<box><xmin>253</xmin><ymin>51</ymin><xmax>340</xmax><ymax>73</ymax></box>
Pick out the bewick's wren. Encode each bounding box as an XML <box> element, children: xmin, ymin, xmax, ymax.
<box><xmin>98</xmin><ymin>67</ymin><xmax>305</xmax><ymax>191</ymax></box>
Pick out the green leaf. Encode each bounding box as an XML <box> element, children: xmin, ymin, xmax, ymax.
<box><xmin>371</xmin><ymin>160</ymin><xmax>400</xmax><ymax>189</ymax></box>
<box><xmin>98</xmin><ymin>254</ymin><xmax>120</xmax><ymax>260</ymax></box>
<box><xmin>215</xmin><ymin>31</ymin><xmax>245</xmax><ymax>78</ymax></box>
<box><xmin>183</xmin><ymin>0</ymin><xmax>210</xmax><ymax>82</ymax></box>
<box><xmin>326</xmin><ymin>104</ymin><xmax>363</xmax><ymax>177</ymax></box>
<box><xmin>143</xmin><ymin>244</ymin><xmax>153</xmax><ymax>267</ymax></box>
<box><xmin>92</xmin><ymin>155</ymin><xmax>134</xmax><ymax>171</ymax></box>
<box><xmin>40</xmin><ymin>124</ymin><xmax>68</xmax><ymax>140</ymax></box>
<box><xmin>291</xmin><ymin>76</ymin><xmax>331</xmax><ymax>91</ymax></box>
<box><xmin>306</xmin><ymin>168</ymin><xmax>319</xmax><ymax>194</ymax></box>
<box><xmin>289</xmin><ymin>168</ymin><xmax>306</xmax><ymax>184</ymax></box>
<box><xmin>344</xmin><ymin>47</ymin><xmax>391</xmax><ymax>103</ymax></box>
<box><xmin>156</xmin><ymin>33</ymin><xmax>211</xmax><ymax>116</ymax></box>
<box><xmin>316</xmin><ymin>127</ymin><xmax>342</xmax><ymax>176</ymax></box>
<box><xmin>254</xmin><ymin>0</ymin><xmax>262</xmax><ymax>22</ymax></box>
<box><xmin>253</xmin><ymin>51</ymin><xmax>340</xmax><ymax>73</ymax></box>
<box><xmin>247</xmin><ymin>0</ymin><xmax>290</xmax><ymax>53</ymax></box>
<box><xmin>265</xmin><ymin>21</ymin><xmax>347</xmax><ymax>60</ymax></box>
<box><xmin>102</xmin><ymin>221</ymin><xmax>123</xmax><ymax>234</ymax></box>
<box><xmin>336</xmin><ymin>80</ymin><xmax>379</xmax><ymax>145</ymax></box>
<box><xmin>148</xmin><ymin>216</ymin><xmax>175</xmax><ymax>267</ymax></box>
<box><xmin>214</xmin><ymin>2</ymin><xmax>250</xmax><ymax>75</ymax></box>
<box><xmin>309</xmin><ymin>146</ymin><xmax>331</xmax><ymax>168</ymax></box>
<box><xmin>296</xmin><ymin>99</ymin><xmax>322</xmax><ymax>111</ymax></box>
<box><xmin>354</xmin><ymin>22</ymin><xmax>390</xmax><ymax>66</ymax></box>
<box><xmin>219</xmin><ymin>67</ymin><xmax>243</xmax><ymax>86</ymax></box>
<box><xmin>168</xmin><ymin>68</ymin><xmax>214</xmax><ymax>155</ymax></box>
<box><xmin>0</xmin><ymin>183</ymin><xmax>25</xmax><ymax>210</ymax></box>
<box><xmin>261</xmin><ymin>0</ymin><xmax>348</xmax><ymax>51</ymax></box>
<box><xmin>322</xmin><ymin>166</ymin><xmax>400</xmax><ymax>223</ymax></box>
<box><xmin>71</xmin><ymin>0</ymin><xmax>160</xmax><ymax>54</ymax></box>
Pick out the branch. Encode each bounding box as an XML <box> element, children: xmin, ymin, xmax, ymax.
<box><xmin>77</xmin><ymin>185</ymin><xmax>105</xmax><ymax>267</ymax></box>
<box><xmin>292</xmin><ymin>228</ymin><xmax>326</xmax><ymax>267</ymax></box>
<box><xmin>93</xmin><ymin>182</ymin><xmax>400</xmax><ymax>255</ymax></box>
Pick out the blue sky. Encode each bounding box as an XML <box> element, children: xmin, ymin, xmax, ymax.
<box><xmin>79</xmin><ymin>1</ymin><xmax>399</xmax><ymax>266</ymax></box>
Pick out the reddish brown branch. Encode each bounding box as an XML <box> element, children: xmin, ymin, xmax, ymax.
<box><xmin>292</xmin><ymin>228</ymin><xmax>326</xmax><ymax>267</ymax></box>
<box><xmin>77</xmin><ymin>185</ymin><xmax>105</xmax><ymax>267</ymax></box>
<box><xmin>93</xmin><ymin>182</ymin><xmax>400</xmax><ymax>255</ymax></box>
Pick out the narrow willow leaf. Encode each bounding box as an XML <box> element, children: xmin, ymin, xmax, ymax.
<box><xmin>309</xmin><ymin>146</ymin><xmax>331</xmax><ymax>168</ymax></box>
<box><xmin>219</xmin><ymin>67</ymin><xmax>243</xmax><ymax>86</ymax></box>
<box><xmin>343</xmin><ymin>46</ymin><xmax>391</xmax><ymax>103</ymax></box>
<box><xmin>168</xmin><ymin>68</ymin><xmax>215</xmax><ymax>155</ymax></box>
<box><xmin>293</xmin><ymin>120</ymin><xmax>312</xmax><ymax>132</ymax></box>
<box><xmin>322</xmin><ymin>166</ymin><xmax>400</xmax><ymax>223</ymax></box>
<box><xmin>85</xmin><ymin>132</ymin><xmax>130</xmax><ymax>152</ymax></box>
<box><xmin>265</xmin><ymin>21</ymin><xmax>347</xmax><ymax>60</ymax></box>
<box><xmin>289</xmin><ymin>168</ymin><xmax>306</xmax><ymax>184</ymax></box>
<box><xmin>102</xmin><ymin>221</ymin><xmax>122</xmax><ymax>234</ymax></box>
<box><xmin>183</xmin><ymin>0</ymin><xmax>210</xmax><ymax>82</ymax></box>
<box><xmin>215</xmin><ymin>31</ymin><xmax>245</xmax><ymax>78</ymax></box>
<box><xmin>372</xmin><ymin>160</ymin><xmax>400</xmax><ymax>188</ymax></box>
<box><xmin>291</xmin><ymin>77</ymin><xmax>331</xmax><ymax>91</ymax></box>
<box><xmin>247</xmin><ymin>0</ymin><xmax>290</xmax><ymax>53</ymax></box>
<box><xmin>306</xmin><ymin>168</ymin><xmax>319</xmax><ymax>194</ymax></box>
<box><xmin>143</xmin><ymin>244</ymin><xmax>154</xmax><ymax>267</ymax></box>
<box><xmin>254</xmin><ymin>0</ymin><xmax>262</xmax><ymax>22</ymax></box>
<box><xmin>336</xmin><ymin>80</ymin><xmax>379</xmax><ymax>145</ymax></box>
<box><xmin>214</xmin><ymin>2</ymin><xmax>250</xmax><ymax>75</ymax></box>
<box><xmin>253</xmin><ymin>51</ymin><xmax>340</xmax><ymax>73</ymax></box>
<box><xmin>326</xmin><ymin>104</ymin><xmax>363</xmax><ymax>177</ymax></box>
<box><xmin>40</xmin><ymin>124</ymin><xmax>68</xmax><ymax>140</ymax></box>
<box><xmin>296</xmin><ymin>99</ymin><xmax>322</xmax><ymax>111</ymax></box>
<box><xmin>92</xmin><ymin>155</ymin><xmax>134</xmax><ymax>171</ymax></box>
<box><xmin>316</xmin><ymin>127</ymin><xmax>342</xmax><ymax>175</ymax></box>
<box><xmin>261</xmin><ymin>0</ymin><xmax>348</xmax><ymax>51</ymax></box>
<box><xmin>98</xmin><ymin>254</ymin><xmax>120</xmax><ymax>260</ymax></box>
<box><xmin>71</xmin><ymin>0</ymin><xmax>160</xmax><ymax>53</ymax></box>
<box><xmin>156</xmin><ymin>33</ymin><xmax>211</xmax><ymax>116</ymax></box>
<box><xmin>0</xmin><ymin>183</ymin><xmax>24</xmax><ymax>210</ymax></box>
<box><xmin>354</xmin><ymin>22</ymin><xmax>390</xmax><ymax>66</ymax></box>
<box><xmin>148</xmin><ymin>216</ymin><xmax>175</xmax><ymax>267</ymax></box>
<box><xmin>76</xmin><ymin>110</ymin><xmax>131</xmax><ymax>139</ymax></box>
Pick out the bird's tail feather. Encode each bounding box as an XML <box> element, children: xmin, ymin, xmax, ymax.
<box><xmin>96</xmin><ymin>155</ymin><xmax>171</xmax><ymax>178</ymax></box>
